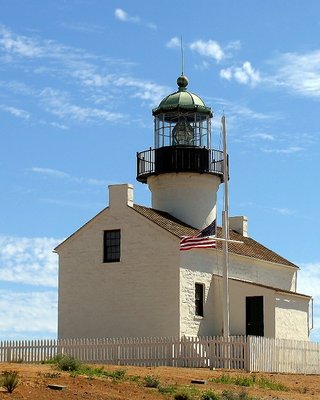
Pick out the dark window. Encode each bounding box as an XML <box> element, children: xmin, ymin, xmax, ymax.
<box><xmin>195</xmin><ymin>283</ymin><xmax>204</xmax><ymax>317</ymax></box>
<box><xmin>103</xmin><ymin>230</ymin><xmax>121</xmax><ymax>263</ymax></box>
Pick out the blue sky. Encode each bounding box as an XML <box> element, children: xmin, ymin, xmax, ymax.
<box><xmin>0</xmin><ymin>0</ymin><xmax>319</xmax><ymax>341</ymax></box>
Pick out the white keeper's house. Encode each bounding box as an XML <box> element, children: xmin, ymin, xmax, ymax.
<box><xmin>55</xmin><ymin>75</ymin><xmax>312</xmax><ymax>341</ymax></box>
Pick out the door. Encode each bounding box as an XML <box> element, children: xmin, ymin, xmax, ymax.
<box><xmin>246</xmin><ymin>296</ymin><xmax>264</xmax><ymax>336</ymax></box>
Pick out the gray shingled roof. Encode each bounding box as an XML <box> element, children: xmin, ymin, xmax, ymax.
<box><xmin>132</xmin><ymin>204</ymin><xmax>298</xmax><ymax>269</ymax></box>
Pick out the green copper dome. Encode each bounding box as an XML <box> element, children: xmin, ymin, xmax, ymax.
<box><xmin>152</xmin><ymin>75</ymin><xmax>213</xmax><ymax>117</ymax></box>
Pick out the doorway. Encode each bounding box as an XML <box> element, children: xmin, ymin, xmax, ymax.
<box><xmin>246</xmin><ymin>296</ymin><xmax>264</xmax><ymax>336</ymax></box>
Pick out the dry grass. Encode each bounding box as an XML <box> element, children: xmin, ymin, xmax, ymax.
<box><xmin>0</xmin><ymin>363</ymin><xmax>319</xmax><ymax>400</ymax></box>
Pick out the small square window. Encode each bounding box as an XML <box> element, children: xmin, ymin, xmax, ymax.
<box><xmin>195</xmin><ymin>283</ymin><xmax>204</xmax><ymax>317</ymax></box>
<box><xmin>103</xmin><ymin>230</ymin><xmax>120</xmax><ymax>263</ymax></box>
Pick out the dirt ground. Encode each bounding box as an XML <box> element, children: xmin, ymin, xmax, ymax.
<box><xmin>0</xmin><ymin>363</ymin><xmax>320</xmax><ymax>400</ymax></box>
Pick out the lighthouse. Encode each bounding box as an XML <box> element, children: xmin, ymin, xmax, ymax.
<box><xmin>137</xmin><ymin>75</ymin><xmax>224</xmax><ymax>229</ymax></box>
<box><xmin>56</xmin><ymin>73</ymin><xmax>311</xmax><ymax>342</ymax></box>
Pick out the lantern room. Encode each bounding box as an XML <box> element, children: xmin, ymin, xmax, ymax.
<box><xmin>153</xmin><ymin>75</ymin><xmax>212</xmax><ymax>148</ymax></box>
<box><xmin>137</xmin><ymin>75</ymin><xmax>224</xmax><ymax>183</ymax></box>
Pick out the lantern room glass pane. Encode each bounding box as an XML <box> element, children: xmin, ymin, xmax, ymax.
<box><xmin>154</xmin><ymin>112</ymin><xmax>210</xmax><ymax>149</ymax></box>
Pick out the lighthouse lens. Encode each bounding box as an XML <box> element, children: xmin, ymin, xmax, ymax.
<box><xmin>172</xmin><ymin>120</ymin><xmax>194</xmax><ymax>146</ymax></box>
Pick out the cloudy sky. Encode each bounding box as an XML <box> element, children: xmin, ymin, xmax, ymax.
<box><xmin>1</xmin><ymin>0</ymin><xmax>320</xmax><ymax>341</ymax></box>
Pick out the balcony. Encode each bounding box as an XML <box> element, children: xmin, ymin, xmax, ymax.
<box><xmin>137</xmin><ymin>146</ymin><xmax>225</xmax><ymax>183</ymax></box>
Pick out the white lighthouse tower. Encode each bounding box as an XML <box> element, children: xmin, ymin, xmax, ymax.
<box><xmin>137</xmin><ymin>75</ymin><xmax>224</xmax><ymax>229</ymax></box>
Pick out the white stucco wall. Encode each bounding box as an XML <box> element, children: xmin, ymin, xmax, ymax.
<box><xmin>228</xmin><ymin>279</ymin><xmax>275</xmax><ymax>337</ymax></box>
<box><xmin>275</xmin><ymin>294</ymin><xmax>310</xmax><ymax>340</ymax></box>
<box><xmin>57</xmin><ymin>183</ymin><xmax>309</xmax><ymax>341</ymax></box>
<box><xmin>180</xmin><ymin>268</ymin><xmax>276</xmax><ymax>337</ymax></box>
<box><xmin>180</xmin><ymin>268</ymin><xmax>221</xmax><ymax>337</ymax></box>
<box><xmin>57</xmin><ymin>185</ymin><xmax>180</xmax><ymax>339</ymax></box>
<box><xmin>148</xmin><ymin>173</ymin><xmax>221</xmax><ymax>230</ymax></box>
<box><xmin>181</xmin><ymin>248</ymin><xmax>297</xmax><ymax>291</ymax></box>
<box><xmin>180</xmin><ymin>262</ymin><xmax>310</xmax><ymax>339</ymax></box>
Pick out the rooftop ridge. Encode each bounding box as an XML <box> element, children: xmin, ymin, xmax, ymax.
<box><xmin>132</xmin><ymin>203</ymin><xmax>298</xmax><ymax>269</ymax></box>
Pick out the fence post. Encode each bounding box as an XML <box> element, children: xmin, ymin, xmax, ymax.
<box><xmin>6</xmin><ymin>344</ymin><xmax>12</xmax><ymax>363</ymax></box>
<box><xmin>178</xmin><ymin>336</ymin><xmax>186</xmax><ymax>367</ymax></box>
<box><xmin>245</xmin><ymin>336</ymin><xmax>250</xmax><ymax>372</ymax></box>
<box><xmin>209</xmin><ymin>338</ymin><xmax>214</xmax><ymax>370</ymax></box>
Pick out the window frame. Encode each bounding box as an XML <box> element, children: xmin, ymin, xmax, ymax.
<box><xmin>195</xmin><ymin>283</ymin><xmax>204</xmax><ymax>317</ymax></box>
<box><xmin>103</xmin><ymin>229</ymin><xmax>121</xmax><ymax>263</ymax></box>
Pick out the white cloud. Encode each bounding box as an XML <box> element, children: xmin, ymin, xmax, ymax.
<box><xmin>250</xmin><ymin>133</ymin><xmax>275</xmax><ymax>141</ymax></box>
<box><xmin>0</xmin><ymin>104</ymin><xmax>30</xmax><ymax>119</ymax></box>
<box><xmin>194</xmin><ymin>61</ymin><xmax>211</xmax><ymax>71</ymax></box>
<box><xmin>30</xmin><ymin>167</ymin><xmax>109</xmax><ymax>187</ymax></box>
<box><xmin>115</xmin><ymin>8</ymin><xmax>132</xmax><ymax>22</ymax></box>
<box><xmin>30</xmin><ymin>167</ymin><xmax>70</xmax><ymax>179</ymax></box>
<box><xmin>112</xmin><ymin>76</ymin><xmax>170</xmax><ymax>105</ymax></box>
<box><xmin>0</xmin><ymin>26</ymin><xmax>166</xmax><ymax>123</ymax></box>
<box><xmin>0</xmin><ymin>25</ymin><xmax>130</xmax><ymax>70</ymax></box>
<box><xmin>0</xmin><ymin>289</ymin><xmax>57</xmax><ymax>339</ymax></box>
<box><xmin>298</xmin><ymin>262</ymin><xmax>320</xmax><ymax>341</ymax></box>
<box><xmin>225</xmin><ymin>40</ymin><xmax>242</xmax><ymax>51</ymax></box>
<box><xmin>49</xmin><ymin>121</ymin><xmax>69</xmax><ymax>130</ymax></box>
<box><xmin>270</xmin><ymin>50</ymin><xmax>320</xmax><ymax>98</ymax></box>
<box><xmin>0</xmin><ymin>236</ymin><xmax>60</xmax><ymax>287</ymax></box>
<box><xmin>220</xmin><ymin>61</ymin><xmax>260</xmax><ymax>86</ymax></box>
<box><xmin>39</xmin><ymin>87</ymin><xmax>124</xmax><ymax>122</ymax></box>
<box><xmin>166</xmin><ymin>37</ymin><xmax>180</xmax><ymax>49</ymax></box>
<box><xmin>298</xmin><ymin>262</ymin><xmax>320</xmax><ymax>299</ymax></box>
<box><xmin>71</xmin><ymin>67</ymin><xmax>112</xmax><ymax>88</ymax></box>
<box><xmin>0</xmin><ymin>25</ymin><xmax>43</xmax><ymax>57</ymax></box>
<box><xmin>272</xmin><ymin>207</ymin><xmax>296</xmax><ymax>216</ymax></box>
<box><xmin>220</xmin><ymin>68</ymin><xmax>232</xmax><ymax>80</ymax></box>
<box><xmin>190</xmin><ymin>39</ymin><xmax>224</xmax><ymax>62</ymax></box>
<box><xmin>114</xmin><ymin>8</ymin><xmax>156</xmax><ymax>29</ymax></box>
<box><xmin>0</xmin><ymin>80</ymin><xmax>35</xmax><ymax>95</ymax></box>
<box><xmin>213</xmin><ymin>97</ymin><xmax>274</xmax><ymax>120</ymax></box>
<box><xmin>147</xmin><ymin>22</ymin><xmax>157</xmax><ymax>30</ymax></box>
<box><xmin>60</xmin><ymin>22</ymin><xmax>105</xmax><ymax>34</ymax></box>
<box><xmin>262</xmin><ymin>146</ymin><xmax>304</xmax><ymax>154</ymax></box>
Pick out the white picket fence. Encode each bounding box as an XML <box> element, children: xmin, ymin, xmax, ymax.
<box><xmin>1</xmin><ymin>336</ymin><xmax>320</xmax><ymax>374</ymax></box>
<box><xmin>248</xmin><ymin>336</ymin><xmax>320</xmax><ymax>374</ymax></box>
<box><xmin>0</xmin><ymin>336</ymin><xmax>247</xmax><ymax>369</ymax></box>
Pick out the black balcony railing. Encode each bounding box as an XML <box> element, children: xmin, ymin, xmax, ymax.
<box><xmin>136</xmin><ymin>146</ymin><xmax>225</xmax><ymax>183</ymax></box>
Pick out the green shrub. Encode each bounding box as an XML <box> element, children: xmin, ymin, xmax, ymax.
<box><xmin>201</xmin><ymin>389</ymin><xmax>220</xmax><ymax>400</ymax></box>
<box><xmin>128</xmin><ymin>374</ymin><xmax>140</xmax><ymax>382</ymax></box>
<box><xmin>56</xmin><ymin>355</ymin><xmax>82</xmax><ymax>371</ymax></box>
<box><xmin>233</xmin><ymin>376</ymin><xmax>252</xmax><ymax>387</ymax></box>
<box><xmin>238</xmin><ymin>391</ymin><xmax>252</xmax><ymax>400</ymax></box>
<box><xmin>211</xmin><ymin>374</ymin><xmax>233</xmax><ymax>385</ymax></box>
<box><xmin>174</xmin><ymin>390</ymin><xmax>191</xmax><ymax>400</ymax></box>
<box><xmin>221</xmin><ymin>390</ymin><xmax>261</xmax><ymax>400</ymax></box>
<box><xmin>1</xmin><ymin>371</ymin><xmax>19</xmax><ymax>393</ymax></box>
<box><xmin>143</xmin><ymin>374</ymin><xmax>160</xmax><ymax>388</ymax></box>
<box><xmin>221</xmin><ymin>390</ymin><xmax>238</xmax><ymax>400</ymax></box>
<box><xmin>108</xmin><ymin>368</ymin><xmax>127</xmax><ymax>380</ymax></box>
<box><xmin>210</xmin><ymin>373</ymin><xmax>287</xmax><ymax>392</ymax></box>
<box><xmin>11</xmin><ymin>357</ymin><xmax>23</xmax><ymax>363</ymax></box>
<box><xmin>43</xmin><ymin>354</ymin><xmax>64</xmax><ymax>364</ymax></box>
<box><xmin>43</xmin><ymin>372</ymin><xmax>61</xmax><ymax>379</ymax></box>
<box><xmin>256</xmin><ymin>376</ymin><xmax>287</xmax><ymax>391</ymax></box>
<box><xmin>67</xmin><ymin>365</ymin><xmax>127</xmax><ymax>380</ymax></box>
<box><xmin>158</xmin><ymin>384</ymin><xmax>177</xmax><ymax>395</ymax></box>
<box><xmin>174</xmin><ymin>387</ymin><xmax>197</xmax><ymax>400</ymax></box>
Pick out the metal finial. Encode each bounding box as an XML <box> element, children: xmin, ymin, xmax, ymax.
<box><xmin>180</xmin><ymin>35</ymin><xmax>184</xmax><ymax>76</ymax></box>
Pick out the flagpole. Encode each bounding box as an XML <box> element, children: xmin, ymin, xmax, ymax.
<box><xmin>221</xmin><ymin>115</ymin><xmax>230</xmax><ymax>338</ymax></box>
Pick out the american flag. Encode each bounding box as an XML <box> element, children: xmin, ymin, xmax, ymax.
<box><xmin>180</xmin><ymin>219</ymin><xmax>217</xmax><ymax>251</ymax></box>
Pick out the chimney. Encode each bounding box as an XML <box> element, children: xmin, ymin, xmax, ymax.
<box><xmin>229</xmin><ymin>216</ymin><xmax>248</xmax><ymax>237</ymax></box>
<box><xmin>108</xmin><ymin>184</ymin><xmax>134</xmax><ymax>209</ymax></box>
